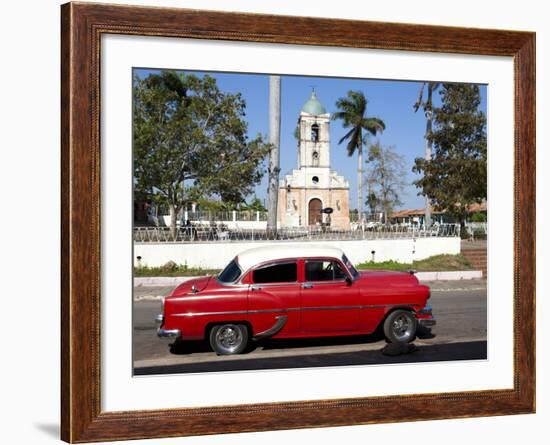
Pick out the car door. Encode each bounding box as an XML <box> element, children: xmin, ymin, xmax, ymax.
<box><xmin>300</xmin><ymin>258</ymin><xmax>360</xmax><ymax>332</ymax></box>
<box><xmin>247</xmin><ymin>261</ymin><xmax>301</xmax><ymax>335</ymax></box>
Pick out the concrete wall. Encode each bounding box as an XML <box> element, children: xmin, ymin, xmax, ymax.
<box><xmin>134</xmin><ymin>237</ymin><xmax>460</xmax><ymax>268</ymax></box>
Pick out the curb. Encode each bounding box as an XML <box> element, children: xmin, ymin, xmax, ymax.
<box><xmin>134</xmin><ymin>276</ymin><xmax>199</xmax><ymax>287</ymax></box>
<box><xmin>134</xmin><ymin>270</ymin><xmax>483</xmax><ymax>287</ymax></box>
<box><xmin>415</xmin><ymin>270</ymin><xmax>483</xmax><ymax>281</ymax></box>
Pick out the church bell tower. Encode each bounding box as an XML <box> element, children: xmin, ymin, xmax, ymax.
<box><xmin>278</xmin><ymin>90</ymin><xmax>350</xmax><ymax>229</ymax></box>
<box><xmin>297</xmin><ymin>90</ymin><xmax>331</xmax><ymax>170</ymax></box>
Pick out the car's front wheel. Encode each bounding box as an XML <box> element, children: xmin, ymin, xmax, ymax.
<box><xmin>383</xmin><ymin>310</ymin><xmax>417</xmax><ymax>343</ymax></box>
<box><xmin>209</xmin><ymin>323</ymin><xmax>249</xmax><ymax>355</ymax></box>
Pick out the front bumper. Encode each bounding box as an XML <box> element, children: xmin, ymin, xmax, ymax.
<box><xmin>156</xmin><ymin>314</ymin><xmax>181</xmax><ymax>338</ymax></box>
<box><xmin>418</xmin><ymin>317</ymin><xmax>437</xmax><ymax>328</ymax></box>
<box><xmin>417</xmin><ymin>305</ymin><xmax>436</xmax><ymax>327</ymax></box>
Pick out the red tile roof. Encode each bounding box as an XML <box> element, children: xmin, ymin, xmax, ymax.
<box><xmin>392</xmin><ymin>202</ymin><xmax>487</xmax><ymax>218</ymax></box>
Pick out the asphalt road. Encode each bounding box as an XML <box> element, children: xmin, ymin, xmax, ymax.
<box><xmin>133</xmin><ymin>281</ymin><xmax>487</xmax><ymax>375</ymax></box>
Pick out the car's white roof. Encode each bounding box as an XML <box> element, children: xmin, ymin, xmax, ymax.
<box><xmin>236</xmin><ymin>244</ymin><xmax>345</xmax><ymax>272</ymax></box>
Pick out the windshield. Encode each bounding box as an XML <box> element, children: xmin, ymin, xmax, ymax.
<box><xmin>217</xmin><ymin>259</ymin><xmax>242</xmax><ymax>284</ymax></box>
<box><xmin>342</xmin><ymin>254</ymin><xmax>360</xmax><ymax>280</ymax></box>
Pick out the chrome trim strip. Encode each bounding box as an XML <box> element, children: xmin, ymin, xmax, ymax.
<box><xmin>249</xmin><ymin>282</ymin><xmax>300</xmax><ymax>289</ymax></box>
<box><xmin>301</xmin><ymin>305</ymin><xmax>362</xmax><ymax>311</ymax></box>
<box><xmin>172</xmin><ymin>303</ymin><xmax>420</xmax><ymax>318</ymax></box>
<box><xmin>303</xmin><ymin>280</ymin><xmax>348</xmax><ymax>285</ymax></box>
<box><xmin>249</xmin><ymin>308</ymin><xmax>293</xmax><ymax>314</ymax></box>
<box><xmin>174</xmin><ymin>309</ymin><xmax>249</xmax><ymax>317</ymax></box>
<box><xmin>253</xmin><ymin>315</ymin><xmax>288</xmax><ymax>339</ymax></box>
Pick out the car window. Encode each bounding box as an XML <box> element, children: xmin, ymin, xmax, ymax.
<box><xmin>305</xmin><ymin>260</ymin><xmax>347</xmax><ymax>281</ymax></box>
<box><xmin>342</xmin><ymin>254</ymin><xmax>359</xmax><ymax>279</ymax></box>
<box><xmin>217</xmin><ymin>259</ymin><xmax>242</xmax><ymax>284</ymax></box>
<box><xmin>253</xmin><ymin>262</ymin><xmax>297</xmax><ymax>284</ymax></box>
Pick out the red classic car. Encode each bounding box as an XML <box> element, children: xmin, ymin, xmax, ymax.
<box><xmin>156</xmin><ymin>245</ymin><xmax>435</xmax><ymax>355</ymax></box>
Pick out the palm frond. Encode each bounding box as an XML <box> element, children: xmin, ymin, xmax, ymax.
<box><xmin>333</xmin><ymin>89</ymin><xmax>383</xmax><ymax>157</ymax></box>
<box><xmin>346</xmin><ymin>128</ymin><xmax>360</xmax><ymax>157</ymax></box>
<box><xmin>338</xmin><ymin>127</ymin><xmax>355</xmax><ymax>145</ymax></box>
<box><xmin>331</xmin><ymin>111</ymin><xmax>353</xmax><ymax>127</ymax></box>
<box><xmin>362</xmin><ymin>117</ymin><xmax>386</xmax><ymax>135</ymax></box>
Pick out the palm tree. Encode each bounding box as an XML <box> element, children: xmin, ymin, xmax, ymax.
<box><xmin>414</xmin><ymin>82</ymin><xmax>440</xmax><ymax>227</ymax></box>
<box><xmin>332</xmin><ymin>90</ymin><xmax>385</xmax><ymax>220</ymax></box>
<box><xmin>267</xmin><ymin>75</ymin><xmax>281</xmax><ymax>237</ymax></box>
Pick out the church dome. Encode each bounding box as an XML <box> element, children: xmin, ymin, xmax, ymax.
<box><xmin>301</xmin><ymin>90</ymin><xmax>327</xmax><ymax>115</ymax></box>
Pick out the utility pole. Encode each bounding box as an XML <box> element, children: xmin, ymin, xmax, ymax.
<box><xmin>267</xmin><ymin>75</ymin><xmax>281</xmax><ymax>238</ymax></box>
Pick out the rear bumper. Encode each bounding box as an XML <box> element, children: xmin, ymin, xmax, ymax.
<box><xmin>156</xmin><ymin>313</ymin><xmax>181</xmax><ymax>338</ymax></box>
<box><xmin>157</xmin><ymin>328</ymin><xmax>181</xmax><ymax>338</ymax></box>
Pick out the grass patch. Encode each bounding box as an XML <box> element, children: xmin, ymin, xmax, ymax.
<box><xmin>355</xmin><ymin>254</ymin><xmax>473</xmax><ymax>272</ymax></box>
<box><xmin>134</xmin><ymin>263</ymin><xmax>220</xmax><ymax>277</ymax></box>
<box><xmin>135</xmin><ymin>254</ymin><xmax>474</xmax><ymax>277</ymax></box>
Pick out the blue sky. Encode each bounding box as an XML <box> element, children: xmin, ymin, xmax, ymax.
<box><xmin>135</xmin><ymin>68</ymin><xmax>486</xmax><ymax>210</ymax></box>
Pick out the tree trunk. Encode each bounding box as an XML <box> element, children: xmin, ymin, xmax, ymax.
<box><xmin>267</xmin><ymin>75</ymin><xmax>281</xmax><ymax>238</ymax></box>
<box><xmin>169</xmin><ymin>204</ymin><xmax>178</xmax><ymax>240</ymax></box>
<box><xmin>459</xmin><ymin>218</ymin><xmax>467</xmax><ymax>240</ymax></box>
<box><xmin>357</xmin><ymin>132</ymin><xmax>363</xmax><ymax>220</ymax></box>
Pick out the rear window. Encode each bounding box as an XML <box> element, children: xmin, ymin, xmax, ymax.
<box><xmin>253</xmin><ymin>262</ymin><xmax>297</xmax><ymax>284</ymax></box>
<box><xmin>217</xmin><ymin>259</ymin><xmax>242</xmax><ymax>284</ymax></box>
<box><xmin>342</xmin><ymin>254</ymin><xmax>359</xmax><ymax>279</ymax></box>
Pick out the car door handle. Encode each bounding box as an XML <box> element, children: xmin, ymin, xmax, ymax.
<box><xmin>301</xmin><ymin>283</ymin><xmax>313</xmax><ymax>289</ymax></box>
<box><xmin>250</xmin><ymin>285</ymin><xmax>263</xmax><ymax>291</ymax></box>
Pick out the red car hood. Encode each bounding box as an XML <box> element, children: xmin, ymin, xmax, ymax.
<box><xmin>169</xmin><ymin>276</ymin><xmax>214</xmax><ymax>297</ymax></box>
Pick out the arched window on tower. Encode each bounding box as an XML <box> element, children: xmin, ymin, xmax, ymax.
<box><xmin>312</xmin><ymin>151</ymin><xmax>319</xmax><ymax>166</ymax></box>
<box><xmin>311</xmin><ymin>123</ymin><xmax>319</xmax><ymax>142</ymax></box>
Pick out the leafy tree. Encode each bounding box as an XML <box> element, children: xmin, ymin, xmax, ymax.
<box><xmin>365</xmin><ymin>142</ymin><xmax>407</xmax><ymax>224</ymax></box>
<box><xmin>413</xmin><ymin>82</ymin><xmax>440</xmax><ymax>226</ymax></box>
<box><xmin>332</xmin><ymin>91</ymin><xmax>385</xmax><ymax>219</ymax></box>
<box><xmin>195</xmin><ymin>197</ymin><xmax>232</xmax><ymax>212</ymax></box>
<box><xmin>133</xmin><ymin>70</ymin><xmax>270</xmax><ymax>236</ymax></box>
<box><xmin>241</xmin><ymin>196</ymin><xmax>267</xmax><ymax>212</ymax></box>
<box><xmin>413</xmin><ymin>83</ymin><xmax>487</xmax><ymax>230</ymax></box>
<box><xmin>471</xmin><ymin>211</ymin><xmax>487</xmax><ymax>223</ymax></box>
<box><xmin>365</xmin><ymin>192</ymin><xmax>380</xmax><ymax>214</ymax></box>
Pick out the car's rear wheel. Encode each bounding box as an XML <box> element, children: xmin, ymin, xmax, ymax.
<box><xmin>209</xmin><ymin>323</ymin><xmax>249</xmax><ymax>355</ymax></box>
<box><xmin>383</xmin><ymin>310</ymin><xmax>417</xmax><ymax>343</ymax></box>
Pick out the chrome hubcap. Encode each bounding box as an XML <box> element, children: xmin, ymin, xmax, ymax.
<box><xmin>216</xmin><ymin>325</ymin><xmax>242</xmax><ymax>353</ymax></box>
<box><xmin>392</xmin><ymin>315</ymin><xmax>413</xmax><ymax>341</ymax></box>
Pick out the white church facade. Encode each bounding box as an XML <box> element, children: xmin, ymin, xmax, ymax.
<box><xmin>278</xmin><ymin>91</ymin><xmax>351</xmax><ymax>230</ymax></box>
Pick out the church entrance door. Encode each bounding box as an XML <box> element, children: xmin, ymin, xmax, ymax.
<box><xmin>308</xmin><ymin>198</ymin><xmax>323</xmax><ymax>226</ymax></box>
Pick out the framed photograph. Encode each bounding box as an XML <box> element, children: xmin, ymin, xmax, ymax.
<box><xmin>61</xmin><ymin>2</ymin><xmax>535</xmax><ymax>442</ymax></box>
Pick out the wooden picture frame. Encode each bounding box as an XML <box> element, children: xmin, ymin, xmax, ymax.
<box><xmin>61</xmin><ymin>2</ymin><xmax>535</xmax><ymax>442</ymax></box>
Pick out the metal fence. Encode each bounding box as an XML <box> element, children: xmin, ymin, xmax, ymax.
<box><xmin>349</xmin><ymin>211</ymin><xmax>383</xmax><ymax>223</ymax></box>
<box><xmin>134</xmin><ymin>223</ymin><xmax>460</xmax><ymax>243</ymax></box>
<box><xmin>465</xmin><ymin>222</ymin><xmax>487</xmax><ymax>233</ymax></box>
<box><xmin>164</xmin><ymin>210</ymin><xmax>269</xmax><ymax>223</ymax></box>
<box><xmin>155</xmin><ymin>209</ymin><xmax>382</xmax><ymax>224</ymax></box>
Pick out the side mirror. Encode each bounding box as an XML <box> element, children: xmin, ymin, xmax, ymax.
<box><xmin>345</xmin><ymin>276</ymin><xmax>353</xmax><ymax>286</ymax></box>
